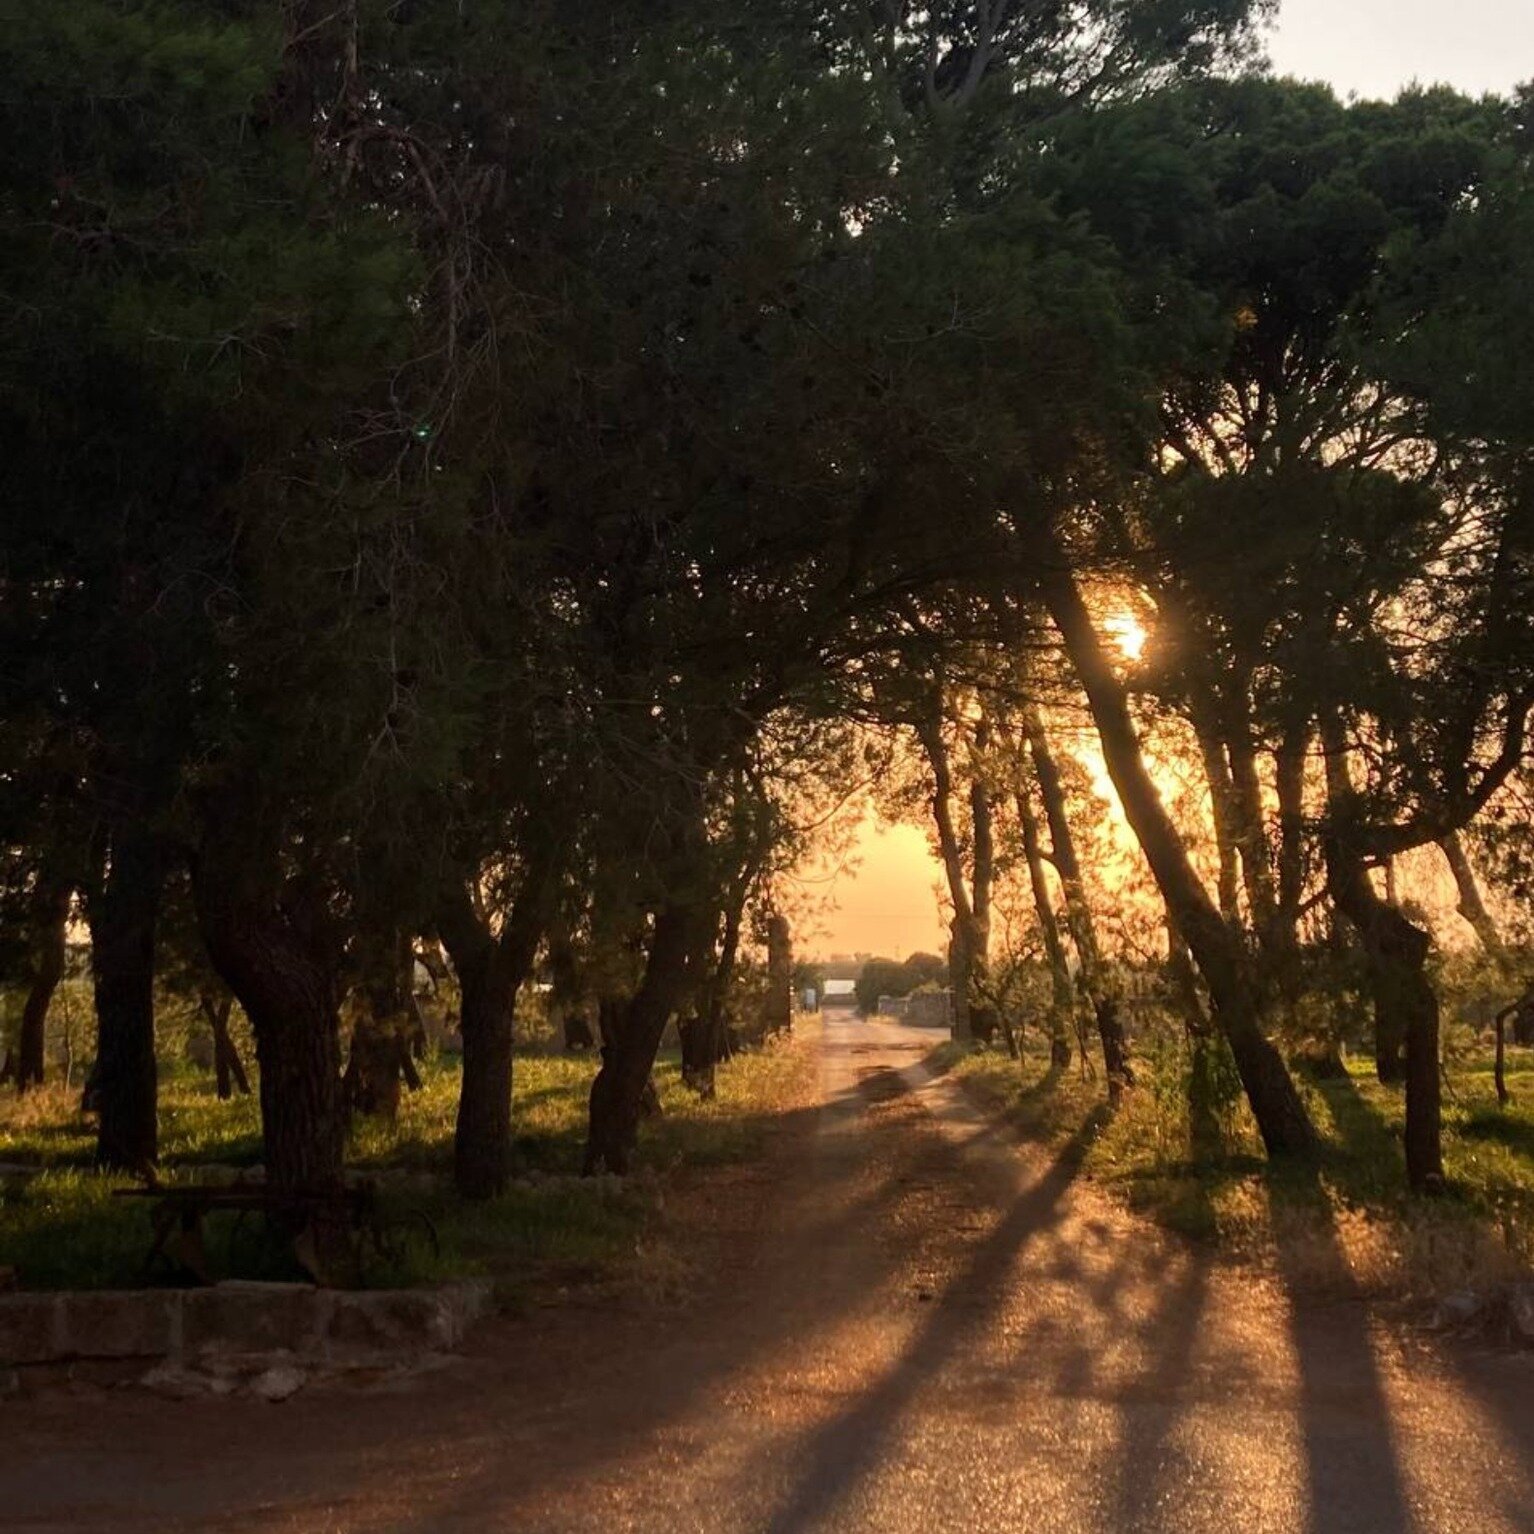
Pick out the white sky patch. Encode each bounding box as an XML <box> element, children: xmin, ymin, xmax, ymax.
<box><xmin>1266</xmin><ymin>0</ymin><xmax>1534</xmax><ymax>101</ymax></box>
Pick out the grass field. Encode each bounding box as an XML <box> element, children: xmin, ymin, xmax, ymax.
<box><xmin>0</xmin><ymin>1029</ymin><xmax>817</xmax><ymax>1293</ymax></box>
<box><xmin>933</xmin><ymin>1033</ymin><xmax>1534</xmax><ymax>1299</ymax></box>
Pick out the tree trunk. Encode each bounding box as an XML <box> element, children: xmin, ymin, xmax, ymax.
<box><xmin>584</xmin><ymin>905</ymin><xmax>700</xmax><ymax>1175</ymax></box>
<box><xmin>345</xmin><ymin>1008</ymin><xmax>404</xmax><ymax>1122</ymax></box>
<box><xmin>1038</xmin><ymin>555</ymin><xmax>1315</xmax><ymax>1155</ymax></box>
<box><xmin>1441</xmin><ymin>831</ymin><xmax>1510</xmax><ymax>966</ymax></box>
<box><xmin>1441</xmin><ymin>831</ymin><xmax>1519</xmax><ymax>1085</ymax></box>
<box><xmin>1319</xmin><ymin>722</ymin><xmax>1404</xmax><ymax>1084</ymax></box>
<box><xmin>1506</xmin><ymin>987</ymin><xmax>1534</xmax><ymax>1049</ymax></box>
<box><xmin>1192</xmin><ymin>710</ymin><xmax>1243</xmax><ymax>924</ymax></box>
<box><xmin>1228</xmin><ymin>723</ymin><xmax>1279</xmax><ymax>939</ymax></box>
<box><xmin>919</xmin><ymin>711</ymin><xmax>986</xmax><ymax>1044</ymax></box>
<box><xmin>15</xmin><ymin>883</ymin><xmax>69</xmax><ymax>1094</ymax></box>
<box><xmin>947</xmin><ymin>923</ymin><xmax>973</xmax><ymax>1043</ymax></box>
<box><xmin>1328</xmin><ymin>841</ymin><xmax>1443</xmax><ymax>1187</ymax></box>
<box><xmin>1275</xmin><ymin>722</ymin><xmax>1309</xmax><ymax>940</ymax></box>
<box><xmin>1189</xmin><ymin>676</ymin><xmax>1280</xmax><ymax>946</ymax></box>
<box><xmin>451</xmin><ymin>939</ymin><xmax>516</xmax><ymax>1198</ymax></box>
<box><xmin>251</xmin><ymin>980</ymin><xmax>344</xmax><ymax>1193</ymax></box>
<box><xmin>547</xmin><ymin>930</ymin><xmax>594</xmax><ymax>1051</ymax></box>
<box><xmin>1022</xmin><ymin>706</ymin><xmax>1132</xmax><ymax>1098</ymax></box>
<box><xmin>88</xmin><ymin>827</ymin><xmax>162</xmax><ymax>1170</ymax></box>
<box><xmin>678</xmin><ymin>1011</ymin><xmax>719</xmax><ymax>1097</ymax></box>
<box><xmin>681</xmin><ymin>896</ymin><xmax>744</xmax><ymax>1097</ymax></box>
<box><xmin>1265</xmin><ymin>717</ymin><xmax>1310</xmax><ymax>1023</ymax></box>
<box><xmin>344</xmin><ymin>928</ymin><xmax>414</xmax><ymax>1122</ymax></box>
<box><xmin>1016</xmin><ymin>785</ymin><xmax>1072</xmax><ymax>1068</ymax></box>
<box><xmin>1319</xmin><ymin>713</ymin><xmax>1442</xmax><ymax>1188</ymax></box>
<box><xmin>1164</xmin><ymin>913</ymin><xmax>1209</xmax><ymax>1036</ymax></box>
<box><xmin>437</xmin><ymin>862</ymin><xmax>553</xmax><ymax>1201</ymax></box>
<box><xmin>966</xmin><ymin>714</ymin><xmax>1001</xmax><ymax>1045</ymax></box>
<box><xmin>1493</xmin><ymin>1001</ymin><xmax>1512</xmax><ymax>1107</ymax></box>
<box><xmin>1166</xmin><ymin>912</ymin><xmax>1222</xmax><ymax>1157</ymax></box>
<box><xmin>200</xmin><ymin>990</ymin><xmax>250</xmax><ymax>1099</ymax></box>
<box><xmin>193</xmin><ymin>859</ymin><xmax>344</xmax><ymax>1193</ymax></box>
<box><xmin>764</xmin><ymin>912</ymin><xmax>793</xmax><ymax>1036</ymax></box>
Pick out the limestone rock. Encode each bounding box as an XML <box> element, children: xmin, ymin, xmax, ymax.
<box><xmin>250</xmin><ymin>1363</ymin><xmax>306</xmax><ymax>1402</ymax></box>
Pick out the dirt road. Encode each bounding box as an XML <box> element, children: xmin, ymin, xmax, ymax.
<box><xmin>7</xmin><ymin>1017</ymin><xmax>1533</xmax><ymax>1532</ymax></box>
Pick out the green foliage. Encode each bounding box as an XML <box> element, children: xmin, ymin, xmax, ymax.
<box><xmin>854</xmin><ymin>952</ymin><xmax>949</xmax><ymax>1014</ymax></box>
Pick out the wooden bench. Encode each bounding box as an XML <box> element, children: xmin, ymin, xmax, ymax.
<box><xmin>113</xmin><ymin>1178</ymin><xmax>436</xmax><ymax>1286</ymax></box>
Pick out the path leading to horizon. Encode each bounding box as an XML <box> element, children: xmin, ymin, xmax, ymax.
<box><xmin>8</xmin><ymin>1017</ymin><xmax>1534</xmax><ymax>1533</ymax></box>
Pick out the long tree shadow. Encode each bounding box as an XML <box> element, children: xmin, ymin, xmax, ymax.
<box><xmin>371</xmin><ymin>1059</ymin><xmax>949</xmax><ymax>1533</ymax></box>
<box><xmin>1108</xmin><ymin>1247</ymin><xmax>1212</xmax><ymax>1531</ymax></box>
<box><xmin>1308</xmin><ymin>1071</ymin><xmax>1408</xmax><ymax>1208</ymax></box>
<box><xmin>1268</xmin><ymin>1162</ymin><xmax>1414</xmax><ymax>1534</ymax></box>
<box><xmin>1308</xmin><ymin>1072</ymin><xmax>1534</xmax><ymax>1511</ymax></box>
<box><xmin>758</xmin><ymin>1109</ymin><xmax>1105</xmax><ymax>1534</ymax></box>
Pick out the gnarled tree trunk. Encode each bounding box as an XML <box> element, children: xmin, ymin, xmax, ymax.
<box><xmin>1228</xmin><ymin>723</ymin><xmax>1280</xmax><ymax>940</ymax></box>
<box><xmin>193</xmin><ymin>844</ymin><xmax>344</xmax><ymax>1193</ymax></box>
<box><xmin>1327</xmin><ymin>839</ymin><xmax>1442</xmax><ymax>1186</ymax></box>
<box><xmin>1441</xmin><ymin>831</ymin><xmax>1510</xmax><ymax>967</ymax></box>
<box><xmin>1275</xmin><ymin>722</ymin><xmax>1309</xmax><ymax>936</ymax></box>
<box><xmin>1166</xmin><ymin>911</ymin><xmax>1222</xmax><ymax>1157</ymax></box>
<box><xmin>547</xmin><ymin>930</ymin><xmax>595</xmax><ymax>1051</ymax></box>
<box><xmin>1319</xmin><ymin>722</ymin><xmax>1404</xmax><ymax>1084</ymax></box>
<box><xmin>585</xmin><ymin>904</ymin><xmax>701</xmax><ymax>1175</ymax></box>
<box><xmin>437</xmin><ymin>859</ymin><xmax>554</xmax><ymax>1200</ymax></box>
<box><xmin>1192</xmin><ymin>709</ymin><xmax>1243</xmax><ymax>924</ymax></box>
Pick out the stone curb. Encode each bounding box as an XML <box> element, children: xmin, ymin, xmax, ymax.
<box><xmin>0</xmin><ymin>1278</ymin><xmax>493</xmax><ymax>1371</ymax></box>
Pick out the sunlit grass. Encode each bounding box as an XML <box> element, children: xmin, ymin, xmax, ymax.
<box><xmin>0</xmin><ymin>1027</ymin><xmax>817</xmax><ymax>1291</ymax></box>
<box><xmin>937</xmin><ymin>1033</ymin><xmax>1534</xmax><ymax>1297</ymax></box>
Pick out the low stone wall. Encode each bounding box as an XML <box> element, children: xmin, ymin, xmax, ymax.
<box><xmin>0</xmin><ymin>1278</ymin><xmax>492</xmax><ymax>1396</ymax></box>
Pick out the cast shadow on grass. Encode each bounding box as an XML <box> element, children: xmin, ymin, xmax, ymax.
<box><xmin>1459</xmin><ymin>1107</ymin><xmax>1534</xmax><ymax>1159</ymax></box>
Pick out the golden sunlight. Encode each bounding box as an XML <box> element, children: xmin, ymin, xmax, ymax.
<box><xmin>1103</xmin><ymin>610</ymin><xmax>1148</xmax><ymax>661</ymax></box>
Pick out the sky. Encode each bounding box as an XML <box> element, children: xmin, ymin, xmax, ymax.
<box><xmin>805</xmin><ymin>0</ymin><xmax>1532</xmax><ymax>961</ymax></box>
<box><xmin>1265</xmin><ymin>0</ymin><xmax>1534</xmax><ymax>101</ymax></box>
<box><xmin>797</xmin><ymin>820</ymin><xmax>946</xmax><ymax>962</ymax></box>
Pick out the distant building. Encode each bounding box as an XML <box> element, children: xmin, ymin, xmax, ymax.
<box><xmin>822</xmin><ymin>979</ymin><xmax>858</xmax><ymax>1009</ymax></box>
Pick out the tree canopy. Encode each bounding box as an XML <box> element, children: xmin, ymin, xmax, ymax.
<box><xmin>3</xmin><ymin>2</ymin><xmax>1533</xmax><ymax>1207</ymax></box>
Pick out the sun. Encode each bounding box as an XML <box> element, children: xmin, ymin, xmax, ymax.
<box><xmin>1104</xmin><ymin>610</ymin><xmax>1148</xmax><ymax>661</ymax></box>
